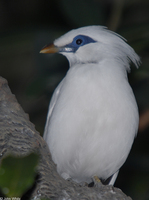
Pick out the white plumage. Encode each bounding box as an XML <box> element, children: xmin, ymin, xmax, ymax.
<box><xmin>40</xmin><ymin>26</ymin><xmax>140</xmax><ymax>185</ymax></box>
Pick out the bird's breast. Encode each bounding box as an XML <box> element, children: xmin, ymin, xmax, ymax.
<box><xmin>46</xmin><ymin>64</ymin><xmax>138</xmax><ymax>183</ymax></box>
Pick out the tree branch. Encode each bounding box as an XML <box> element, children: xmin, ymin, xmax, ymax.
<box><xmin>0</xmin><ymin>76</ymin><xmax>132</xmax><ymax>200</ymax></box>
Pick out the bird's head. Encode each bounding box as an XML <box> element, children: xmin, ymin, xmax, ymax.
<box><xmin>40</xmin><ymin>26</ymin><xmax>140</xmax><ymax>71</ymax></box>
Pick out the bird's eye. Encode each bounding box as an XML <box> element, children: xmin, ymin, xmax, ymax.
<box><xmin>76</xmin><ymin>39</ymin><xmax>83</xmax><ymax>45</ymax></box>
<box><xmin>69</xmin><ymin>35</ymin><xmax>96</xmax><ymax>52</ymax></box>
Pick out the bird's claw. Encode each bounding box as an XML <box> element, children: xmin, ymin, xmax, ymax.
<box><xmin>92</xmin><ymin>176</ymin><xmax>103</xmax><ymax>188</ymax></box>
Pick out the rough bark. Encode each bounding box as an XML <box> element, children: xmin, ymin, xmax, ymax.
<box><xmin>0</xmin><ymin>76</ymin><xmax>132</xmax><ymax>200</ymax></box>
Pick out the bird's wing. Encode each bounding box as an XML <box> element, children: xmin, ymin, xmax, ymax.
<box><xmin>43</xmin><ymin>79</ymin><xmax>64</xmax><ymax>139</ymax></box>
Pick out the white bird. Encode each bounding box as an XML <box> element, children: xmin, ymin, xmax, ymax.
<box><xmin>40</xmin><ymin>26</ymin><xmax>140</xmax><ymax>186</ymax></box>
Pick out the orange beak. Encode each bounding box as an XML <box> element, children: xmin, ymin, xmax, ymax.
<box><xmin>40</xmin><ymin>43</ymin><xmax>59</xmax><ymax>54</ymax></box>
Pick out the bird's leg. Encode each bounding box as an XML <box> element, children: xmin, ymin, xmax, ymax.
<box><xmin>92</xmin><ymin>176</ymin><xmax>103</xmax><ymax>188</ymax></box>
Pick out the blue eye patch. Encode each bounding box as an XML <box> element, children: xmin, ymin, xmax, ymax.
<box><xmin>59</xmin><ymin>35</ymin><xmax>97</xmax><ymax>53</ymax></box>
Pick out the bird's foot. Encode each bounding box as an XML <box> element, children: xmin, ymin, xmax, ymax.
<box><xmin>67</xmin><ymin>178</ymin><xmax>87</xmax><ymax>187</ymax></box>
<box><xmin>61</xmin><ymin>172</ymin><xmax>87</xmax><ymax>187</ymax></box>
<box><xmin>92</xmin><ymin>176</ymin><xmax>103</xmax><ymax>188</ymax></box>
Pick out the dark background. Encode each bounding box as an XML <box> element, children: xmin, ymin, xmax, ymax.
<box><xmin>0</xmin><ymin>0</ymin><xmax>149</xmax><ymax>199</ymax></box>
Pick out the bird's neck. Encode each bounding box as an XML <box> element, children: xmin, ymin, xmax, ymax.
<box><xmin>70</xmin><ymin>58</ymin><xmax>128</xmax><ymax>81</ymax></box>
<box><xmin>98</xmin><ymin>58</ymin><xmax>128</xmax><ymax>80</ymax></box>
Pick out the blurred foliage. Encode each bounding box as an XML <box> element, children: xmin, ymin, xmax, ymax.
<box><xmin>0</xmin><ymin>0</ymin><xmax>149</xmax><ymax>200</ymax></box>
<box><xmin>0</xmin><ymin>153</ymin><xmax>39</xmax><ymax>198</ymax></box>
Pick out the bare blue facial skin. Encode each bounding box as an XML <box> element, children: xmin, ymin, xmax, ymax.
<box><xmin>59</xmin><ymin>35</ymin><xmax>97</xmax><ymax>53</ymax></box>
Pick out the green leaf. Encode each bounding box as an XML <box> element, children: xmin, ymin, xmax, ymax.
<box><xmin>0</xmin><ymin>153</ymin><xmax>39</xmax><ymax>197</ymax></box>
